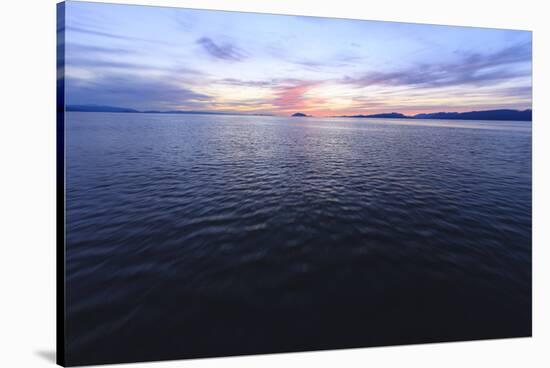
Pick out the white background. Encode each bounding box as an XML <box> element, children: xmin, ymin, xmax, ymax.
<box><xmin>1</xmin><ymin>0</ymin><xmax>549</xmax><ymax>367</ymax></box>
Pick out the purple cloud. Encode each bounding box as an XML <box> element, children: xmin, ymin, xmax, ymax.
<box><xmin>66</xmin><ymin>74</ymin><xmax>210</xmax><ymax>110</ymax></box>
<box><xmin>346</xmin><ymin>43</ymin><xmax>531</xmax><ymax>88</ymax></box>
<box><xmin>196</xmin><ymin>37</ymin><xmax>245</xmax><ymax>61</ymax></box>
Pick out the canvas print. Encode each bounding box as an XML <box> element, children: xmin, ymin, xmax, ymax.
<box><xmin>57</xmin><ymin>1</ymin><xmax>532</xmax><ymax>366</ymax></box>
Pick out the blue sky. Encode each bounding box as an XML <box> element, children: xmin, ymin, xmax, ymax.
<box><xmin>62</xmin><ymin>1</ymin><xmax>532</xmax><ymax>116</ymax></box>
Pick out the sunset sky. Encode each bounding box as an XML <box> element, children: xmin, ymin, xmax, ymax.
<box><xmin>62</xmin><ymin>1</ymin><xmax>532</xmax><ymax>116</ymax></box>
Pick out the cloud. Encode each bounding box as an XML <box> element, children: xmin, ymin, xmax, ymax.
<box><xmin>66</xmin><ymin>57</ymin><xmax>156</xmax><ymax>71</ymax></box>
<box><xmin>292</xmin><ymin>55</ymin><xmax>363</xmax><ymax>71</ymax></box>
<box><xmin>196</xmin><ymin>37</ymin><xmax>246</xmax><ymax>61</ymax></box>
<box><xmin>218</xmin><ymin>78</ymin><xmax>274</xmax><ymax>87</ymax></box>
<box><xmin>66</xmin><ymin>43</ymin><xmax>136</xmax><ymax>56</ymax></box>
<box><xmin>66</xmin><ymin>25</ymin><xmax>173</xmax><ymax>45</ymax></box>
<box><xmin>345</xmin><ymin>42</ymin><xmax>531</xmax><ymax>88</ymax></box>
<box><xmin>66</xmin><ymin>51</ymin><xmax>203</xmax><ymax>77</ymax></box>
<box><xmin>66</xmin><ymin>74</ymin><xmax>211</xmax><ymax>110</ymax></box>
<box><xmin>272</xmin><ymin>81</ymin><xmax>323</xmax><ymax>111</ymax></box>
<box><xmin>496</xmin><ymin>85</ymin><xmax>532</xmax><ymax>99</ymax></box>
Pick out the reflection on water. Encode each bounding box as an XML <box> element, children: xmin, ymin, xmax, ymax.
<box><xmin>65</xmin><ymin>112</ymin><xmax>531</xmax><ymax>366</ymax></box>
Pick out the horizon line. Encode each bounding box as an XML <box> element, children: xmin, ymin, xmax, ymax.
<box><xmin>64</xmin><ymin>104</ymin><xmax>533</xmax><ymax>121</ymax></box>
<box><xmin>64</xmin><ymin>104</ymin><xmax>532</xmax><ymax>117</ymax></box>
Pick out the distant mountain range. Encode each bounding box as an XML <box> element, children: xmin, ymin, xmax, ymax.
<box><xmin>66</xmin><ymin>105</ymin><xmax>531</xmax><ymax>121</ymax></box>
<box><xmin>66</xmin><ymin>105</ymin><xmax>272</xmax><ymax>116</ymax></box>
<box><xmin>338</xmin><ymin>109</ymin><xmax>532</xmax><ymax>121</ymax></box>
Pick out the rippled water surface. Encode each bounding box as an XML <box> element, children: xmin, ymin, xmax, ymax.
<box><xmin>65</xmin><ymin>112</ymin><xmax>531</xmax><ymax>365</ymax></box>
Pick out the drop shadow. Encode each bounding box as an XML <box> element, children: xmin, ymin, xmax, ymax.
<box><xmin>35</xmin><ymin>350</ymin><xmax>56</xmax><ymax>363</ymax></box>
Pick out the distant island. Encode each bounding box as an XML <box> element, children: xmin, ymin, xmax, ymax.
<box><xmin>66</xmin><ymin>105</ymin><xmax>531</xmax><ymax>121</ymax></box>
<box><xmin>338</xmin><ymin>109</ymin><xmax>531</xmax><ymax>121</ymax></box>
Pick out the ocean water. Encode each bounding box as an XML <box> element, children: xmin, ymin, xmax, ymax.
<box><xmin>65</xmin><ymin>112</ymin><xmax>531</xmax><ymax>365</ymax></box>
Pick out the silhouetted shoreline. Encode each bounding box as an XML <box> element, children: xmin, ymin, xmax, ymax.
<box><xmin>66</xmin><ymin>105</ymin><xmax>532</xmax><ymax>121</ymax></box>
<box><xmin>337</xmin><ymin>109</ymin><xmax>532</xmax><ymax>121</ymax></box>
<box><xmin>66</xmin><ymin>105</ymin><xmax>273</xmax><ymax>117</ymax></box>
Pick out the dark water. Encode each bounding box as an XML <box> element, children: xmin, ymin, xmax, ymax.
<box><xmin>65</xmin><ymin>112</ymin><xmax>531</xmax><ymax>366</ymax></box>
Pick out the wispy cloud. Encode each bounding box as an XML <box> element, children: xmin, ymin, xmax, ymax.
<box><xmin>66</xmin><ymin>25</ymin><xmax>173</xmax><ymax>45</ymax></box>
<box><xmin>196</xmin><ymin>37</ymin><xmax>246</xmax><ymax>61</ymax></box>
<box><xmin>67</xmin><ymin>43</ymin><xmax>136</xmax><ymax>56</ymax></box>
<box><xmin>497</xmin><ymin>85</ymin><xmax>532</xmax><ymax>98</ymax></box>
<box><xmin>65</xmin><ymin>44</ymin><xmax>203</xmax><ymax>76</ymax></box>
<box><xmin>345</xmin><ymin>43</ymin><xmax>531</xmax><ymax>89</ymax></box>
<box><xmin>292</xmin><ymin>55</ymin><xmax>364</xmax><ymax>71</ymax></box>
<box><xmin>218</xmin><ymin>78</ymin><xmax>275</xmax><ymax>87</ymax></box>
<box><xmin>272</xmin><ymin>81</ymin><xmax>323</xmax><ymax>112</ymax></box>
<box><xmin>67</xmin><ymin>74</ymin><xmax>210</xmax><ymax>110</ymax></box>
